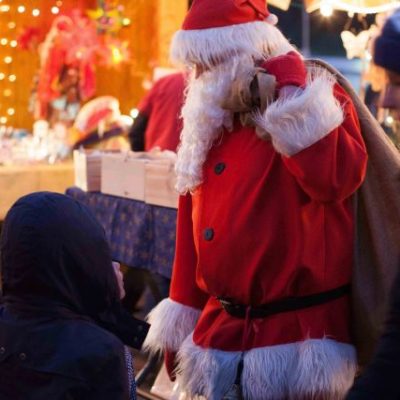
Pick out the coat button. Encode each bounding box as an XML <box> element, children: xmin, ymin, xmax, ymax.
<box><xmin>19</xmin><ymin>353</ymin><xmax>27</xmax><ymax>361</ymax></box>
<box><xmin>0</xmin><ymin>347</ymin><xmax>5</xmax><ymax>354</ymax></box>
<box><xmin>203</xmin><ymin>228</ymin><xmax>214</xmax><ymax>241</ymax></box>
<box><xmin>214</xmin><ymin>162</ymin><xmax>226</xmax><ymax>175</ymax></box>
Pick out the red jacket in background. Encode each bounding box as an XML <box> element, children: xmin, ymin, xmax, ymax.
<box><xmin>138</xmin><ymin>72</ymin><xmax>185</xmax><ymax>152</ymax></box>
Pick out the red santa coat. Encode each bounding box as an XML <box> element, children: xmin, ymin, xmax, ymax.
<box><xmin>138</xmin><ymin>72</ymin><xmax>185</xmax><ymax>152</ymax></box>
<box><xmin>145</xmin><ymin>76</ymin><xmax>368</xmax><ymax>400</ymax></box>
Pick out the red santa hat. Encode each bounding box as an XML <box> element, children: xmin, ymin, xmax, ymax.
<box><xmin>170</xmin><ymin>0</ymin><xmax>291</xmax><ymax>68</ymax></box>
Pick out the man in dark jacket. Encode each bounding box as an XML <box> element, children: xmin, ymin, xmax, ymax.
<box><xmin>0</xmin><ymin>192</ymin><xmax>149</xmax><ymax>400</ymax></box>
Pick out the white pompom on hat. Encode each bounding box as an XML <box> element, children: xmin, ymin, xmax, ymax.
<box><xmin>170</xmin><ymin>0</ymin><xmax>292</xmax><ymax>68</ymax></box>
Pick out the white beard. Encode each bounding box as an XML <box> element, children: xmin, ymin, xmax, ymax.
<box><xmin>175</xmin><ymin>55</ymin><xmax>255</xmax><ymax>194</ymax></box>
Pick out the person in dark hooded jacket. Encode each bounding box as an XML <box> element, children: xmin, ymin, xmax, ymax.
<box><xmin>0</xmin><ymin>192</ymin><xmax>149</xmax><ymax>400</ymax></box>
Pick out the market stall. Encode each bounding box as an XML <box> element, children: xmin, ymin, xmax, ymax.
<box><xmin>0</xmin><ymin>0</ymin><xmax>186</xmax><ymax>221</ymax></box>
<box><xmin>0</xmin><ymin>161</ymin><xmax>74</xmax><ymax>219</ymax></box>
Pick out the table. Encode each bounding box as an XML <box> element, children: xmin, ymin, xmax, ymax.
<box><xmin>66</xmin><ymin>187</ymin><xmax>177</xmax><ymax>278</ymax></box>
<box><xmin>0</xmin><ymin>162</ymin><xmax>74</xmax><ymax>220</ymax></box>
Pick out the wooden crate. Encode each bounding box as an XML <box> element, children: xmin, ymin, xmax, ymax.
<box><xmin>73</xmin><ymin>150</ymin><xmax>102</xmax><ymax>192</ymax></box>
<box><xmin>101</xmin><ymin>151</ymin><xmax>153</xmax><ymax>200</ymax></box>
<box><xmin>145</xmin><ymin>159</ymin><xmax>178</xmax><ymax>209</ymax></box>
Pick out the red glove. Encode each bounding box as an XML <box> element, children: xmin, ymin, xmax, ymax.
<box><xmin>260</xmin><ymin>51</ymin><xmax>307</xmax><ymax>91</ymax></box>
<box><xmin>164</xmin><ymin>350</ymin><xmax>178</xmax><ymax>382</ymax></box>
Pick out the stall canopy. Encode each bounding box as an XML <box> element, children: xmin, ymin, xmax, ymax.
<box><xmin>269</xmin><ymin>0</ymin><xmax>400</xmax><ymax>13</ymax></box>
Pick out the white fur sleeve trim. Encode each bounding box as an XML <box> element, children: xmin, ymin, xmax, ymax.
<box><xmin>143</xmin><ymin>298</ymin><xmax>201</xmax><ymax>353</ymax></box>
<box><xmin>256</xmin><ymin>71</ymin><xmax>344</xmax><ymax>156</ymax></box>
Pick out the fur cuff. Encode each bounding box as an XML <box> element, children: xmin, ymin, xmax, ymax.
<box><xmin>255</xmin><ymin>70</ymin><xmax>344</xmax><ymax>156</ymax></box>
<box><xmin>143</xmin><ymin>298</ymin><xmax>201</xmax><ymax>353</ymax></box>
<box><xmin>170</xmin><ymin>21</ymin><xmax>294</xmax><ymax>68</ymax></box>
<box><xmin>176</xmin><ymin>336</ymin><xmax>356</xmax><ymax>400</ymax></box>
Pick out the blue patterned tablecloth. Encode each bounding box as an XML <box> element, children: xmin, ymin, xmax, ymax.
<box><xmin>66</xmin><ymin>187</ymin><xmax>176</xmax><ymax>278</ymax></box>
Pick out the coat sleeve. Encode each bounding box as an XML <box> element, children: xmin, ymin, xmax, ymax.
<box><xmin>143</xmin><ymin>194</ymin><xmax>209</xmax><ymax>353</ymax></box>
<box><xmin>257</xmin><ymin>72</ymin><xmax>368</xmax><ymax>202</ymax></box>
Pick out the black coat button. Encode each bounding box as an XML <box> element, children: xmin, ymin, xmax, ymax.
<box><xmin>203</xmin><ymin>228</ymin><xmax>214</xmax><ymax>241</ymax></box>
<box><xmin>19</xmin><ymin>353</ymin><xmax>27</xmax><ymax>361</ymax></box>
<box><xmin>214</xmin><ymin>162</ymin><xmax>226</xmax><ymax>175</ymax></box>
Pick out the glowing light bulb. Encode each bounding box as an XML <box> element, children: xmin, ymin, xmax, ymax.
<box><xmin>320</xmin><ymin>2</ymin><xmax>333</xmax><ymax>17</ymax></box>
<box><xmin>0</xmin><ymin>38</ymin><xmax>8</xmax><ymax>46</ymax></box>
<box><xmin>4</xmin><ymin>56</ymin><xmax>12</xmax><ymax>64</ymax></box>
<box><xmin>51</xmin><ymin>6</ymin><xmax>59</xmax><ymax>14</ymax></box>
<box><xmin>0</xmin><ymin>73</ymin><xmax>5</xmax><ymax>80</ymax></box>
<box><xmin>130</xmin><ymin>108</ymin><xmax>139</xmax><ymax>119</ymax></box>
<box><xmin>32</xmin><ymin>8</ymin><xmax>40</xmax><ymax>17</ymax></box>
<box><xmin>0</xmin><ymin>5</ymin><xmax>10</xmax><ymax>12</ymax></box>
<box><xmin>0</xmin><ymin>117</ymin><xmax>7</xmax><ymax>124</ymax></box>
<box><xmin>7</xmin><ymin>22</ymin><xmax>16</xmax><ymax>29</ymax></box>
<box><xmin>3</xmin><ymin>89</ymin><xmax>11</xmax><ymax>97</ymax></box>
<box><xmin>8</xmin><ymin>74</ymin><xmax>16</xmax><ymax>82</ymax></box>
<box><xmin>122</xmin><ymin>18</ymin><xmax>131</xmax><ymax>26</ymax></box>
<box><xmin>10</xmin><ymin>40</ymin><xmax>17</xmax><ymax>48</ymax></box>
<box><xmin>386</xmin><ymin>115</ymin><xmax>394</xmax><ymax>126</ymax></box>
<box><xmin>17</xmin><ymin>5</ymin><xmax>25</xmax><ymax>13</ymax></box>
<box><xmin>7</xmin><ymin>108</ymin><xmax>14</xmax><ymax>116</ymax></box>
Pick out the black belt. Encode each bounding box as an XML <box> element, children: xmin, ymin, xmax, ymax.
<box><xmin>217</xmin><ymin>284</ymin><xmax>351</xmax><ymax>319</ymax></box>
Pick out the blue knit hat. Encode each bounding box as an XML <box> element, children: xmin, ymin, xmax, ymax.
<box><xmin>374</xmin><ymin>9</ymin><xmax>400</xmax><ymax>74</ymax></box>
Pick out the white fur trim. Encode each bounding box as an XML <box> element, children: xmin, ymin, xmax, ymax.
<box><xmin>177</xmin><ymin>334</ymin><xmax>242</xmax><ymax>400</ymax></box>
<box><xmin>255</xmin><ymin>69</ymin><xmax>344</xmax><ymax>156</ymax></box>
<box><xmin>143</xmin><ymin>298</ymin><xmax>201</xmax><ymax>353</ymax></box>
<box><xmin>170</xmin><ymin>21</ymin><xmax>294</xmax><ymax>68</ymax></box>
<box><xmin>266</xmin><ymin>14</ymin><xmax>279</xmax><ymax>26</ymax></box>
<box><xmin>175</xmin><ymin>336</ymin><xmax>356</xmax><ymax>400</ymax></box>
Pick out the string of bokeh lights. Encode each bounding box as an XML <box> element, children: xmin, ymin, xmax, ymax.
<box><xmin>0</xmin><ymin>0</ymin><xmax>63</xmax><ymax>125</ymax></box>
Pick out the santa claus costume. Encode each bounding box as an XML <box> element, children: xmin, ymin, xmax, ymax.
<box><xmin>144</xmin><ymin>1</ymin><xmax>368</xmax><ymax>399</ymax></box>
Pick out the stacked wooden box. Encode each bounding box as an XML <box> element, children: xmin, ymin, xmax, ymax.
<box><xmin>73</xmin><ymin>150</ymin><xmax>178</xmax><ymax>208</ymax></box>
<box><xmin>73</xmin><ymin>150</ymin><xmax>103</xmax><ymax>192</ymax></box>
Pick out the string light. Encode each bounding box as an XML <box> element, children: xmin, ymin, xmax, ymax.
<box><xmin>0</xmin><ymin>38</ymin><xmax>8</xmax><ymax>46</ymax></box>
<box><xmin>6</xmin><ymin>108</ymin><xmax>14</xmax><ymax>116</ymax></box>
<box><xmin>130</xmin><ymin>108</ymin><xmax>139</xmax><ymax>119</ymax></box>
<box><xmin>32</xmin><ymin>8</ymin><xmax>40</xmax><ymax>17</ymax></box>
<box><xmin>10</xmin><ymin>40</ymin><xmax>17</xmax><ymax>48</ymax></box>
<box><xmin>8</xmin><ymin>74</ymin><xmax>16</xmax><ymax>82</ymax></box>
<box><xmin>56</xmin><ymin>0</ymin><xmax>63</xmax><ymax>6</ymax></box>
<box><xmin>17</xmin><ymin>5</ymin><xmax>25</xmax><ymax>13</ymax></box>
<box><xmin>4</xmin><ymin>56</ymin><xmax>12</xmax><ymax>64</ymax></box>
<box><xmin>320</xmin><ymin>1</ymin><xmax>334</xmax><ymax>17</ymax></box>
<box><xmin>386</xmin><ymin>116</ymin><xmax>394</xmax><ymax>126</ymax></box>
<box><xmin>0</xmin><ymin>73</ymin><xmax>5</xmax><ymax>80</ymax></box>
<box><xmin>3</xmin><ymin>89</ymin><xmax>12</xmax><ymax>97</ymax></box>
<box><xmin>0</xmin><ymin>117</ymin><xmax>7</xmax><ymax>124</ymax></box>
<box><xmin>7</xmin><ymin>22</ymin><xmax>16</xmax><ymax>29</ymax></box>
<box><xmin>0</xmin><ymin>5</ymin><xmax>10</xmax><ymax>12</ymax></box>
<box><xmin>51</xmin><ymin>6</ymin><xmax>59</xmax><ymax>14</ymax></box>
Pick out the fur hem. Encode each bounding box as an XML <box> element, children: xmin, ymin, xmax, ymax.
<box><xmin>255</xmin><ymin>69</ymin><xmax>344</xmax><ymax>156</ymax></box>
<box><xmin>177</xmin><ymin>334</ymin><xmax>242</xmax><ymax>400</ymax></box>
<box><xmin>176</xmin><ymin>336</ymin><xmax>356</xmax><ymax>400</ymax></box>
<box><xmin>170</xmin><ymin>21</ymin><xmax>294</xmax><ymax>68</ymax></box>
<box><xmin>143</xmin><ymin>298</ymin><xmax>201</xmax><ymax>353</ymax></box>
